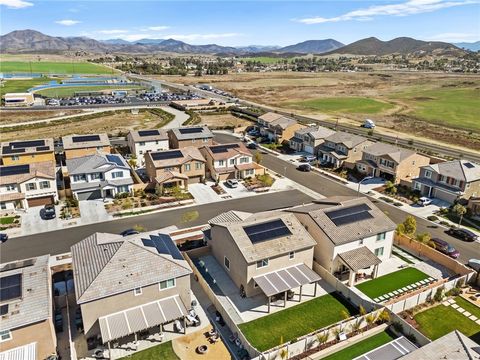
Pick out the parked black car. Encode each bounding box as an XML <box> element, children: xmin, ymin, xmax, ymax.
<box><xmin>54</xmin><ymin>309</ymin><xmax>63</xmax><ymax>332</ymax></box>
<box><xmin>446</xmin><ymin>227</ymin><xmax>478</xmax><ymax>242</ymax></box>
<box><xmin>120</xmin><ymin>229</ymin><xmax>140</xmax><ymax>237</ymax></box>
<box><xmin>0</xmin><ymin>233</ymin><xmax>8</xmax><ymax>243</ymax></box>
<box><xmin>297</xmin><ymin>164</ymin><xmax>312</xmax><ymax>172</ymax></box>
<box><xmin>43</xmin><ymin>204</ymin><xmax>56</xmax><ymax>220</ymax></box>
<box><xmin>247</xmin><ymin>142</ymin><xmax>258</xmax><ymax>150</ymax></box>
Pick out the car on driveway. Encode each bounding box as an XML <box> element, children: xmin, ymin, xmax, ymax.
<box><xmin>225</xmin><ymin>179</ymin><xmax>239</xmax><ymax>188</ymax></box>
<box><xmin>446</xmin><ymin>227</ymin><xmax>478</xmax><ymax>242</ymax></box>
<box><xmin>301</xmin><ymin>155</ymin><xmax>317</xmax><ymax>163</ymax></box>
<box><xmin>0</xmin><ymin>234</ymin><xmax>8</xmax><ymax>243</ymax></box>
<box><xmin>43</xmin><ymin>204</ymin><xmax>56</xmax><ymax>220</ymax></box>
<box><xmin>120</xmin><ymin>229</ymin><xmax>140</xmax><ymax>237</ymax></box>
<box><xmin>297</xmin><ymin>164</ymin><xmax>312</xmax><ymax>172</ymax></box>
<box><xmin>417</xmin><ymin>197</ymin><xmax>432</xmax><ymax>206</ymax></box>
<box><xmin>431</xmin><ymin>238</ymin><xmax>460</xmax><ymax>258</ymax></box>
<box><xmin>54</xmin><ymin>309</ymin><xmax>63</xmax><ymax>332</ymax></box>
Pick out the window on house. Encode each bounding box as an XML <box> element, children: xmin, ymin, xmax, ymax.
<box><xmin>139</xmin><ymin>150</ymin><xmax>143</xmax><ymax>155</ymax></box>
<box><xmin>73</xmin><ymin>174</ymin><xmax>86</xmax><ymax>182</ymax></box>
<box><xmin>196</xmin><ymin>162</ymin><xmax>202</xmax><ymax>170</ymax></box>
<box><xmin>40</xmin><ymin>181</ymin><xmax>50</xmax><ymax>189</ymax></box>
<box><xmin>0</xmin><ymin>203</ymin><xmax>6</xmax><ymax>210</ymax></box>
<box><xmin>414</xmin><ymin>182</ymin><xmax>421</xmax><ymax>191</ymax></box>
<box><xmin>11</xmin><ymin>155</ymin><xmax>19</xmax><ymax>161</ymax></box>
<box><xmin>134</xmin><ymin>287</ymin><xmax>142</xmax><ymax>296</ymax></box>
<box><xmin>289</xmin><ymin>251</ymin><xmax>295</xmax><ymax>260</ymax></box>
<box><xmin>256</xmin><ymin>258</ymin><xmax>269</xmax><ymax>269</ymax></box>
<box><xmin>112</xmin><ymin>171</ymin><xmax>123</xmax><ymax>178</ymax></box>
<box><xmin>117</xmin><ymin>185</ymin><xmax>129</xmax><ymax>194</ymax></box>
<box><xmin>159</xmin><ymin>278</ymin><xmax>175</xmax><ymax>290</ymax></box>
<box><xmin>139</xmin><ymin>142</ymin><xmax>145</xmax><ymax>146</ymax></box>
<box><xmin>91</xmin><ymin>173</ymin><xmax>102</xmax><ymax>181</ymax></box>
<box><xmin>374</xmin><ymin>247</ymin><xmax>384</xmax><ymax>257</ymax></box>
<box><xmin>218</xmin><ymin>160</ymin><xmax>225</xmax><ymax>167</ymax></box>
<box><xmin>0</xmin><ymin>330</ymin><xmax>12</xmax><ymax>342</ymax></box>
<box><xmin>6</xmin><ymin>184</ymin><xmax>16</xmax><ymax>191</ymax></box>
<box><xmin>224</xmin><ymin>256</ymin><xmax>230</xmax><ymax>270</ymax></box>
<box><xmin>240</xmin><ymin>157</ymin><xmax>249</xmax><ymax>164</ymax></box>
<box><xmin>230</xmin><ymin>159</ymin><xmax>235</xmax><ymax>166</ymax></box>
<box><xmin>26</xmin><ymin>183</ymin><xmax>36</xmax><ymax>191</ymax></box>
<box><xmin>376</xmin><ymin>232</ymin><xmax>386</xmax><ymax>241</ymax></box>
<box><xmin>185</xmin><ymin>164</ymin><xmax>191</xmax><ymax>171</ymax></box>
<box><xmin>425</xmin><ymin>170</ymin><xmax>432</xmax><ymax>178</ymax></box>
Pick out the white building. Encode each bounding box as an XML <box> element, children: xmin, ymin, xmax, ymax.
<box><xmin>3</xmin><ymin>93</ymin><xmax>34</xmax><ymax>107</ymax></box>
<box><xmin>0</xmin><ymin>161</ymin><xmax>58</xmax><ymax>210</ymax></box>
<box><xmin>127</xmin><ymin>129</ymin><xmax>169</xmax><ymax>167</ymax></box>
<box><xmin>66</xmin><ymin>153</ymin><xmax>133</xmax><ymax>201</ymax></box>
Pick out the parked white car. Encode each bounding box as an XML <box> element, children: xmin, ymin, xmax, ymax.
<box><xmin>417</xmin><ymin>197</ymin><xmax>433</xmax><ymax>206</ymax></box>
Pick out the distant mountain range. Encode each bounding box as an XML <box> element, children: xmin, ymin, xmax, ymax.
<box><xmin>454</xmin><ymin>41</ymin><xmax>480</xmax><ymax>52</ymax></box>
<box><xmin>0</xmin><ymin>30</ymin><xmax>469</xmax><ymax>56</ymax></box>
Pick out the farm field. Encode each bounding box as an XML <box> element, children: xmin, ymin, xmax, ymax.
<box><xmin>285</xmin><ymin>97</ymin><xmax>395</xmax><ymax>114</ymax></box>
<box><xmin>0</xmin><ymin>78</ymin><xmax>54</xmax><ymax>97</ymax></box>
<box><xmin>34</xmin><ymin>85</ymin><xmax>145</xmax><ymax>97</ymax></box>
<box><xmin>0</xmin><ymin>61</ymin><xmax>114</xmax><ymax>74</ymax></box>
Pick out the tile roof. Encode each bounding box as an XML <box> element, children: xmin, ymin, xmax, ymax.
<box><xmin>269</xmin><ymin>117</ymin><xmax>298</xmax><ymax>130</ymax></box>
<box><xmin>71</xmin><ymin>230</ymin><xmax>192</xmax><ymax>304</ymax></box>
<box><xmin>324</xmin><ymin>132</ymin><xmax>369</xmax><ymax>148</ymax></box>
<box><xmin>288</xmin><ymin>197</ymin><xmax>397</xmax><ymax>245</ymax></box>
<box><xmin>128</xmin><ymin>129</ymin><xmax>168</xmax><ymax>143</ymax></box>
<box><xmin>62</xmin><ymin>133</ymin><xmax>111</xmax><ymax>150</ymax></box>
<box><xmin>0</xmin><ymin>255</ymin><xmax>51</xmax><ymax>332</ymax></box>
<box><xmin>155</xmin><ymin>171</ymin><xmax>188</xmax><ymax>184</ymax></box>
<box><xmin>0</xmin><ymin>138</ymin><xmax>54</xmax><ymax>157</ymax></box>
<box><xmin>169</xmin><ymin>126</ymin><xmax>214</xmax><ymax>141</ymax></box>
<box><xmin>424</xmin><ymin>160</ymin><xmax>480</xmax><ymax>183</ymax></box>
<box><xmin>201</xmin><ymin>142</ymin><xmax>252</xmax><ymax>161</ymax></box>
<box><xmin>208</xmin><ymin>210</ymin><xmax>252</xmax><ymax>225</ymax></box>
<box><xmin>337</xmin><ymin>246</ymin><xmax>381</xmax><ymax>271</ymax></box>
<box><xmin>0</xmin><ymin>192</ymin><xmax>25</xmax><ymax>202</ymax></box>
<box><xmin>66</xmin><ymin>153</ymin><xmax>129</xmax><ymax>175</ymax></box>
<box><xmin>147</xmin><ymin>146</ymin><xmax>206</xmax><ymax>168</ymax></box>
<box><xmin>363</xmin><ymin>142</ymin><xmax>418</xmax><ymax>163</ymax></box>
<box><xmin>0</xmin><ymin>161</ymin><xmax>55</xmax><ymax>186</ymax></box>
<box><xmin>209</xmin><ymin>210</ymin><xmax>317</xmax><ymax>263</ymax></box>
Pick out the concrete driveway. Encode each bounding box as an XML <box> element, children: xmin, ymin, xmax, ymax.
<box><xmin>188</xmin><ymin>183</ymin><xmax>222</xmax><ymax>204</ymax></box>
<box><xmin>408</xmin><ymin>198</ymin><xmax>450</xmax><ymax>218</ymax></box>
<box><xmin>78</xmin><ymin>200</ymin><xmax>112</xmax><ymax>224</ymax></box>
<box><xmin>219</xmin><ymin>181</ymin><xmax>250</xmax><ymax>198</ymax></box>
<box><xmin>20</xmin><ymin>205</ymin><xmax>63</xmax><ymax>235</ymax></box>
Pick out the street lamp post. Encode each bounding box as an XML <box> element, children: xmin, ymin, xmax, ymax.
<box><xmin>357</xmin><ymin>176</ymin><xmax>374</xmax><ymax>197</ymax></box>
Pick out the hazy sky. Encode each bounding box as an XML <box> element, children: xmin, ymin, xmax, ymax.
<box><xmin>1</xmin><ymin>0</ymin><xmax>479</xmax><ymax>45</ymax></box>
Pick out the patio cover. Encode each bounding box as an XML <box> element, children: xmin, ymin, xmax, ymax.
<box><xmin>0</xmin><ymin>343</ymin><xmax>36</xmax><ymax>360</ymax></box>
<box><xmin>337</xmin><ymin>246</ymin><xmax>382</xmax><ymax>272</ymax></box>
<box><xmin>99</xmin><ymin>295</ymin><xmax>187</xmax><ymax>343</ymax></box>
<box><xmin>253</xmin><ymin>263</ymin><xmax>321</xmax><ymax>297</ymax></box>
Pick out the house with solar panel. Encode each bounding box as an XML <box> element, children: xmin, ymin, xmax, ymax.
<box><xmin>0</xmin><ymin>255</ymin><xmax>57</xmax><ymax>360</ymax></box>
<box><xmin>127</xmin><ymin>129</ymin><xmax>169</xmax><ymax>167</ymax></box>
<box><xmin>71</xmin><ymin>229</ymin><xmax>193</xmax><ymax>350</ymax></box>
<box><xmin>62</xmin><ymin>133</ymin><xmax>111</xmax><ymax>160</ymax></box>
<box><xmin>207</xmin><ymin>210</ymin><xmax>321</xmax><ymax>310</ymax></box>
<box><xmin>167</xmin><ymin>126</ymin><xmax>214</xmax><ymax>149</ymax></box>
<box><xmin>288</xmin><ymin>197</ymin><xmax>397</xmax><ymax>287</ymax></box>
<box><xmin>200</xmin><ymin>142</ymin><xmax>263</xmax><ymax>181</ymax></box>
<box><xmin>145</xmin><ymin>147</ymin><xmax>206</xmax><ymax>189</ymax></box>
<box><xmin>412</xmin><ymin>159</ymin><xmax>480</xmax><ymax>204</ymax></box>
<box><xmin>66</xmin><ymin>153</ymin><xmax>133</xmax><ymax>201</ymax></box>
<box><xmin>0</xmin><ymin>138</ymin><xmax>55</xmax><ymax>166</ymax></box>
<box><xmin>0</xmin><ymin>161</ymin><xmax>58</xmax><ymax>209</ymax></box>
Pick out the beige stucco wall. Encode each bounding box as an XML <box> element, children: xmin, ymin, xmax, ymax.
<box><xmin>65</xmin><ymin>146</ymin><xmax>111</xmax><ymax>160</ymax></box>
<box><xmin>1</xmin><ymin>152</ymin><xmax>55</xmax><ymax>166</ymax></box>
<box><xmin>344</xmin><ymin>141</ymin><xmax>373</xmax><ymax>168</ymax></box>
<box><xmin>464</xmin><ymin>179</ymin><xmax>480</xmax><ymax>199</ymax></box>
<box><xmin>394</xmin><ymin>153</ymin><xmax>430</xmax><ymax>184</ymax></box>
<box><xmin>279</xmin><ymin>123</ymin><xmax>305</xmax><ymax>143</ymax></box>
<box><xmin>2</xmin><ymin>320</ymin><xmax>56</xmax><ymax>360</ymax></box>
<box><xmin>80</xmin><ymin>274</ymin><xmax>191</xmax><ymax>336</ymax></box>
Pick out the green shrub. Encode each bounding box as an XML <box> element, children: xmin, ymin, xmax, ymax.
<box><xmin>439</xmin><ymin>221</ymin><xmax>450</xmax><ymax>226</ymax></box>
<box><xmin>427</xmin><ymin>215</ymin><xmax>438</xmax><ymax>222</ymax></box>
<box><xmin>446</xmin><ymin>287</ymin><xmax>462</xmax><ymax>297</ymax></box>
<box><xmin>434</xmin><ymin>286</ymin><xmax>444</xmax><ymax>302</ymax></box>
<box><xmin>394</xmin><ymin>202</ymin><xmax>404</xmax><ymax>207</ymax></box>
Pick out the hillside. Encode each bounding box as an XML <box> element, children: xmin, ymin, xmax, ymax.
<box><xmin>454</xmin><ymin>41</ymin><xmax>480</xmax><ymax>52</ymax></box>
<box><xmin>278</xmin><ymin>39</ymin><xmax>344</xmax><ymax>54</ymax></box>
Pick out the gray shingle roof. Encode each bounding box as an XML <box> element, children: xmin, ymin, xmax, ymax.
<box><xmin>295</xmin><ymin>126</ymin><xmax>336</xmax><ymax>140</ymax></box>
<box><xmin>337</xmin><ymin>246</ymin><xmax>381</xmax><ymax>271</ymax></box>
<box><xmin>324</xmin><ymin>132</ymin><xmax>369</xmax><ymax>148</ymax></box>
<box><xmin>71</xmin><ymin>230</ymin><xmax>192</xmax><ymax>304</ymax></box>
<box><xmin>363</xmin><ymin>142</ymin><xmax>418</xmax><ymax>163</ymax></box>
<box><xmin>288</xmin><ymin>197</ymin><xmax>397</xmax><ymax>245</ymax></box>
<box><xmin>425</xmin><ymin>160</ymin><xmax>480</xmax><ymax>183</ymax></box>
<box><xmin>70</xmin><ymin>178</ymin><xmax>133</xmax><ymax>191</ymax></box>
<box><xmin>0</xmin><ymin>255</ymin><xmax>51</xmax><ymax>332</ymax></box>
<box><xmin>66</xmin><ymin>153</ymin><xmax>129</xmax><ymax>175</ymax></box>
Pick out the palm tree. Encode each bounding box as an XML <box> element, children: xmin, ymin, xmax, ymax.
<box><xmin>350</xmin><ymin>318</ymin><xmax>364</xmax><ymax>335</ymax></box>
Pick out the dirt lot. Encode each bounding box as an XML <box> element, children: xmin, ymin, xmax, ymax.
<box><xmin>199</xmin><ymin>112</ymin><xmax>254</xmax><ymax>129</ymax></box>
<box><xmin>0</xmin><ymin>109</ymin><xmax>85</xmax><ymax>124</ymax></box>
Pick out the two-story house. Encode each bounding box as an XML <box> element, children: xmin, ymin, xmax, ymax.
<box><xmin>0</xmin><ymin>255</ymin><xmax>57</xmax><ymax>360</ymax></box>
<box><xmin>257</xmin><ymin>112</ymin><xmax>284</xmax><ymax>128</ymax></box>
<box><xmin>319</xmin><ymin>132</ymin><xmax>373</xmax><ymax>169</ymax></box>
<box><xmin>289</xmin><ymin>197</ymin><xmax>396</xmax><ymax>287</ymax></box>
<box><xmin>127</xmin><ymin>129</ymin><xmax>169</xmax><ymax>167</ymax></box>
<box><xmin>71</xmin><ymin>229</ymin><xmax>192</xmax><ymax>346</ymax></box>
<box><xmin>262</xmin><ymin>116</ymin><xmax>305</xmax><ymax>144</ymax></box>
<box><xmin>66</xmin><ymin>154</ymin><xmax>133</xmax><ymax>201</ymax></box>
<box><xmin>0</xmin><ymin>138</ymin><xmax>55</xmax><ymax>166</ymax></box>
<box><xmin>289</xmin><ymin>126</ymin><xmax>336</xmax><ymax>155</ymax></box>
<box><xmin>356</xmin><ymin>142</ymin><xmax>430</xmax><ymax>184</ymax></box>
<box><xmin>412</xmin><ymin>160</ymin><xmax>480</xmax><ymax>204</ymax></box>
<box><xmin>168</xmin><ymin>126</ymin><xmax>214</xmax><ymax>149</ymax></box>
<box><xmin>200</xmin><ymin>143</ymin><xmax>262</xmax><ymax>181</ymax></box>
<box><xmin>145</xmin><ymin>147</ymin><xmax>206</xmax><ymax>189</ymax></box>
<box><xmin>0</xmin><ymin>161</ymin><xmax>58</xmax><ymax>210</ymax></box>
<box><xmin>62</xmin><ymin>134</ymin><xmax>111</xmax><ymax>160</ymax></box>
<box><xmin>207</xmin><ymin>210</ymin><xmax>321</xmax><ymax>309</ymax></box>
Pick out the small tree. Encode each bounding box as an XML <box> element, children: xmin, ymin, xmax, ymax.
<box><xmin>254</xmin><ymin>151</ymin><xmax>263</xmax><ymax>165</ymax></box>
<box><xmin>128</xmin><ymin>158</ymin><xmax>137</xmax><ymax>169</ymax></box>
<box><xmin>377</xmin><ymin>309</ymin><xmax>390</xmax><ymax>324</ymax></box>
<box><xmin>385</xmin><ymin>181</ymin><xmax>395</xmax><ymax>194</ymax></box>
<box><xmin>350</xmin><ymin>318</ymin><xmax>364</xmax><ymax>334</ymax></box>
<box><xmin>396</xmin><ymin>223</ymin><xmax>405</xmax><ymax>236</ymax></box>
<box><xmin>434</xmin><ymin>286</ymin><xmax>444</xmax><ymax>302</ymax></box>
<box><xmin>452</xmin><ymin>204</ymin><xmax>467</xmax><ymax>227</ymax></box>
<box><xmin>403</xmin><ymin>215</ymin><xmax>417</xmax><ymax>237</ymax></box>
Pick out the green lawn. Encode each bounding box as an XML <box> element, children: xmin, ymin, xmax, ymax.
<box><xmin>414</xmin><ymin>304</ymin><xmax>480</xmax><ymax>343</ymax></box>
<box><xmin>0</xmin><ymin>78</ymin><xmax>54</xmax><ymax>97</ymax></box>
<box><xmin>238</xmin><ymin>292</ymin><xmax>358</xmax><ymax>352</ymax></box>
<box><xmin>321</xmin><ymin>331</ymin><xmax>395</xmax><ymax>360</ymax></box>
<box><xmin>391</xmin><ymin>87</ymin><xmax>480</xmax><ymax>133</ymax></box>
<box><xmin>34</xmin><ymin>85</ymin><xmax>144</xmax><ymax>97</ymax></box>
<box><xmin>356</xmin><ymin>268</ymin><xmax>429</xmax><ymax>299</ymax></box>
<box><xmin>455</xmin><ymin>297</ymin><xmax>480</xmax><ymax>319</ymax></box>
<box><xmin>0</xmin><ymin>217</ymin><xmax>14</xmax><ymax>225</ymax></box>
<box><xmin>119</xmin><ymin>341</ymin><xmax>179</xmax><ymax>360</ymax></box>
<box><xmin>0</xmin><ymin>61</ymin><xmax>114</xmax><ymax>74</ymax></box>
<box><xmin>285</xmin><ymin>97</ymin><xmax>395</xmax><ymax>114</ymax></box>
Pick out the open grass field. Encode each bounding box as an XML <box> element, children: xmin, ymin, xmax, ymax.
<box><xmin>414</xmin><ymin>304</ymin><xmax>480</xmax><ymax>342</ymax></box>
<box><xmin>0</xmin><ymin>109</ymin><xmax>85</xmax><ymax>124</ymax></box>
<box><xmin>119</xmin><ymin>341</ymin><xmax>179</xmax><ymax>360</ymax></box>
<box><xmin>0</xmin><ymin>61</ymin><xmax>114</xmax><ymax>74</ymax></box>
<box><xmin>238</xmin><ymin>292</ymin><xmax>358</xmax><ymax>352</ymax></box>
<box><xmin>321</xmin><ymin>331</ymin><xmax>396</xmax><ymax>360</ymax></box>
<box><xmin>355</xmin><ymin>268</ymin><xmax>429</xmax><ymax>299</ymax></box>
<box><xmin>285</xmin><ymin>97</ymin><xmax>395</xmax><ymax>114</ymax></box>
<box><xmin>34</xmin><ymin>85</ymin><xmax>144</xmax><ymax>97</ymax></box>
<box><xmin>0</xmin><ymin>78</ymin><xmax>53</xmax><ymax>97</ymax></box>
<box><xmin>199</xmin><ymin>112</ymin><xmax>254</xmax><ymax>128</ymax></box>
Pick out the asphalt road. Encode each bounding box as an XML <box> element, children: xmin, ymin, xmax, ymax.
<box><xmin>214</xmin><ymin>133</ymin><xmax>480</xmax><ymax>264</ymax></box>
<box><xmin>0</xmin><ymin>190</ymin><xmax>312</xmax><ymax>263</ymax></box>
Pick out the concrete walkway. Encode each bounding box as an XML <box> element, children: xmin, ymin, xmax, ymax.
<box><xmin>443</xmin><ymin>298</ymin><xmax>480</xmax><ymax>325</ymax></box>
<box><xmin>159</xmin><ymin>106</ymin><xmax>189</xmax><ymax>129</ymax></box>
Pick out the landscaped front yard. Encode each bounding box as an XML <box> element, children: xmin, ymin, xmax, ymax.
<box><xmin>119</xmin><ymin>341</ymin><xmax>179</xmax><ymax>360</ymax></box>
<box><xmin>356</xmin><ymin>268</ymin><xmax>429</xmax><ymax>299</ymax></box>
<box><xmin>238</xmin><ymin>292</ymin><xmax>359</xmax><ymax>352</ymax></box>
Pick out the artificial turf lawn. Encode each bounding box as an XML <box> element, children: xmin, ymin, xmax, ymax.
<box><xmin>285</xmin><ymin>97</ymin><xmax>394</xmax><ymax>114</ymax></box>
<box><xmin>321</xmin><ymin>331</ymin><xmax>395</xmax><ymax>360</ymax></box>
<box><xmin>455</xmin><ymin>297</ymin><xmax>480</xmax><ymax>319</ymax></box>
<box><xmin>119</xmin><ymin>341</ymin><xmax>179</xmax><ymax>360</ymax></box>
<box><xmin>355</xmin><ymin>268</ymin><xmax>429</xmax><ymax>299</ymax></box>
<box><xmin>238</xmin><ymin>292</ymin><xmax>358</xmax><ymax>352</ymax></box>
<box><xmin>0</xmin><ymin>61</ymin><xmax>114</xmax><ymax>74</ymax></box>
<box><xmin>414</xmin><ymin>304</ymin><xmax>480</xmax><ymax>343</ymax></box>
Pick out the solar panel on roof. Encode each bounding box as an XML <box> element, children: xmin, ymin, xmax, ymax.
<box><xmin>0</xmin><ymin>164</ymin><xmax>30</xmax><ymax>177</ymax></box>
<box><xmin>179</xmin><ymin>127</ymin><xmax>203</xmax><ymax>134</ymax></box>
<box><xmin>327</xmin><ymin>204</ymin><xmax>370</xmax><ymax>220</ymax></box>
<box><xmin>138</xmin><ymin>130</ymin><xmax>160</xmax><ymax>137</ymax></box>
<box><xmin>142</xmin><ymin>234</ymin><xmax>184</xmax><ymax>260</ymax></box>
<box><xmin>2</xmin><ymin>147</ymin><xmax>26</xmax><ymax>155</ymax></box>
<box><xmin>72</xmin><ymin>135</ymin><xmax>101</xmax><ymax>143</ymax></box>
<box><xmin>244</xmin><ymin>219</ymin><xmax>292</xmax><ymax>244</ymax></box>
<box><xmin>11</xmin><ymin>140</ymin><xmax>45</xmax><ymax>148</ymax></box>
<box><xmin>326</xmin><ymin>203</ymin><xmax>373</xmax><ymax>226</ymax></box>
<box><xmin>36</xmin><ymin>146</ymin><xmax>50</xmax><ymax>151</ymax></box>
<box><xmin>151</xmin><ymin>150</ymin><xmax>183</xmax><ymax>161</ymax></box>
<box><xmin>106</xmin><ymin>154</ymin><xmax>125</xmax><ymax>166</ymax></box>
<box><xmin>464</xmin><ymin>162</ymin><xmax>475</xmax><ymax>169</ymax></box>
<box><xmin>0</xmin><ymin>304</ymin><xmax>8</xmax><ymax>316</ymax></box>
<box><xmin>0</xmin><ymin>274</ymin><xmax>22</xmax><ymax>302</ymax></box>
<box><xmin>331</xmin><ymin>211</ymin><xmax>373</xmax><ymax>226</ymax></box>
<box><xmin>210</xmin><ymin>144</ymin><xmax>240</xmax><ymax>154</ymax></box>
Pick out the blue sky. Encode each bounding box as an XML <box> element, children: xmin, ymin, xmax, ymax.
<box><xmin>1</xmin><ymin>0</ymin><xmax>479</xmax><ymax>45</ymax></box>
